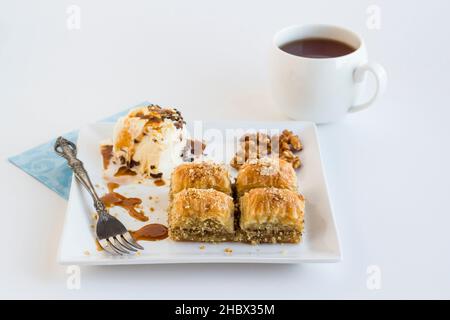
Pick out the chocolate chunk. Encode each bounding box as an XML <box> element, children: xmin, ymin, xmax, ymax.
<box><xmin>150</xmin><ymin>172</ymin><xmax>163</xmax><ymax>179</ymax></box>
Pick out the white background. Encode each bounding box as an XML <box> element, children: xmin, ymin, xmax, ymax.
<box><xmin>1</xmin><ymin>0</ymin><xmax>449</xmax><ymax>299</ymax></box>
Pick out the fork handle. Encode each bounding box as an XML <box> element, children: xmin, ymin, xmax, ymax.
<box><xmin>54</xmin><ymin>136</ymin><xmax>107</xmax><ymax>214</ymax></box>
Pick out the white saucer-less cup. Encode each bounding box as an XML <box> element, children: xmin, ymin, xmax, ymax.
<box><xmin>270</xmin><ymin>25</ymin><xmax>387</xmax><ymax>123</ymax></box>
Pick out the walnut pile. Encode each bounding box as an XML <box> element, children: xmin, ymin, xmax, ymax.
<box><xmin>230</xmin><ymin>130</ymin><xmax>303</xmax><ymax>170</ymax></box>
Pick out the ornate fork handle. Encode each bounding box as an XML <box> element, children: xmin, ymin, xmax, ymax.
<box><xmin>54</xmin><ymin>136</ymin><xmax>107</xmax><ymax>214</ymax></box>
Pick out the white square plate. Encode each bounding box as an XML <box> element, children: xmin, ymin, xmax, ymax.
<box><xmin>59</xmin><ymin>121</ymin><xmax>341</xmax><ymax>265</ymax></box>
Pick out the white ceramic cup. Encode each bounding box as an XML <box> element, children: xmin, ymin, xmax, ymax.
<box><xmin>270</xmin><ymin>24</ymin><xmax>387</xmax><ymax>123</ymax></box>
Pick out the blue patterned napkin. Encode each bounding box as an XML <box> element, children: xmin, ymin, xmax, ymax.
<box><xmin>8</xmin><ymin>101</ymin><xmax>149</xmax><ymax>200</ymax></box>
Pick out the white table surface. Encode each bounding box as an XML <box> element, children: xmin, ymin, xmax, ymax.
<box><xmin>1</xmin><ymin>0</ymin><xmax>449</xmax><ymax>299</ymax></box>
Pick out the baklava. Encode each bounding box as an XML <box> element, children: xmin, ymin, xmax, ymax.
<box><xmin>169</xmin><ymin>188</ymin><xmax>235</xmax><ymax>242</ymax></box>
<box><xmin>170</xmin><ymin>162</ymin><xmax>232</xmax><ymax>197</ymax></box>
<box><xmin>236</xmin><ymin>157</ymin><xmax>297</xmax><ymax>197</ymax></box>
<box><xmin>239</xmin><ymin>187</ymin><xmax>305</xmax><ymax>243</ymax></box>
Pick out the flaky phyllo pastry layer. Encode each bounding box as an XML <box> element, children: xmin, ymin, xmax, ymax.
<box><xmin>236</xmin><ymin>157</ymin><xmax>297</xmax><ymax>197</ymax></box>
<box><xmin>169</xmin><ymin>188</ymin><xmax>235</xmax><ymax>242</ymax></box>
<box><xmin>170</xmin><ymin>162</ymin><xmax>232</xmax><ymax>197</ymax></box>
<box><xmin>238</xmin><ymin>187</ymin><xmax>304</xmax><ymax>243</ymax></box>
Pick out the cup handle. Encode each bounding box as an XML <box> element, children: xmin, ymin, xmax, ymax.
<box><xmin>348</xmin><ymin>62</ymin><xmax>387</xmax><ymax>113</ymax></box>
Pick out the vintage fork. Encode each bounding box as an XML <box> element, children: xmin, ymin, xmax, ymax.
<box><xmin>54</xmin><ymin>136</ymin><xmax>143</xmax><ymax>255</ymax></box>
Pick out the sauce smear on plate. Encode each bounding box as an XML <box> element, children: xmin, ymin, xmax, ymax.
<box><xmin>130</xmin><ymin>224</ymin><xmax>168</xmax><ymax>241</ymax></box>
<box><xmin>100</xmin><ymin>183</ymin><xmax>148</xmax><ymax>222</ymax></box>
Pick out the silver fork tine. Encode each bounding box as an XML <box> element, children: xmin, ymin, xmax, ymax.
<box><xmin>98</xmin><ymin>239</ymin><xmax>117</xmax><ymax>255</ymax></box>
<box><xmin>108</xmin><ymin>238</ymin><xmax>128</xmax><ymax>254</ymax></box>
<box><xmin>111</xmin><ymin>237</ymin><xmax>131</xmax><ymax>254</ymax></box>
<box><xmin>123</xmin><ymin>232</ymin><xmax>144</xmax><ymax>250</ymax></box>
<box><xmin>105</xmin><ymin>242</ymin><xmax>123</xmax><ymax>255</ymax></box>
<box><xmin>115</xmin><ymin>236</ymin><xmax>137</xmax><ymax>252</ymax></box>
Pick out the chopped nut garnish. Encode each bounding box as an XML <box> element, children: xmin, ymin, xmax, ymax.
<box><xmin>231</xmin><ymin>130</ymin><xmax>303</xmax><ymax>170</ymax></box>
<box><xmin>282</xmin><ymin>150</ymin><xmax>294</xmax><ymax>161</ymax></box>
<box><xmin>186</xmin><ymin>162</ymin><xmax>228</xmax><ymax>181</ymax></box>
<box><xmin>292</xmin><ymin>156</ymin><xmax>302</xmax><ymax>169</ymax></box>
<box><xmin>289</xmin><ymin>135</ymin><xmax>302</xmax><ymax>151</ymax></box>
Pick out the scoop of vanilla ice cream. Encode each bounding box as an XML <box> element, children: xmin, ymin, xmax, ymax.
<box><xmin>112</xmin><ymin>105</ymin><xmax>186</xmax><ymax>179</ymax></box>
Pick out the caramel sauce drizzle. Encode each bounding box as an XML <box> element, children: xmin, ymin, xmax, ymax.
<box><xmin>114</xmin><ymin>166</ymin><xmax>137</xmax><ymax>177</ymax></box>
<box><xmin>154</xmin><ymin>179</ymin><xmax>166</xmax><ymax>187</ymax></box>
<box><xmin>94</xmin><ymin>223</ymin><xmax>168</xmax><ymax>251</ymax></box>
<box><xmin>100</xmin><ymin>145</ymin><xmax>113</xmax><ymax>169</ymax></box>
<box><xmin>100</xmin><ymin>144</ymin><xmax>138</xmax><ymax>177</ymax></box>
<box><xmin>130</xmin><ymin>224</ymin><xmax>168</xmax><ymax>241</ymax></box>
<box><xmin>100</xmin><ymin>183</ymin><xmax>148</xmax><ymax>222</ymax></box>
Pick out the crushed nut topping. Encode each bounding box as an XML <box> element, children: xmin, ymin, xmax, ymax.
<box><xmin>186</xmin><ymin>162</ymin><xmax>228</xmax><ymax>181</ymax></box>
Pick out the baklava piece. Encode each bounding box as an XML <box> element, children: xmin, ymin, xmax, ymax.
<box><xmin>169</xmin><ymin>188</ymin><xmax>235</xmax><ymax>242</ymax></box>
<box><xmin>236</xmin><ymin>157</ymin><xmax>297</xmax><ymax>197</ymax></box>
<box><xmin>170</xmin><ymin>162</ymin><xmax>232</xmax><ymax>197</ymax></box>
<box><xmin>239</xmin><ymin>187</ymin><xmax>305</xmax><ymax>244</ymax></box>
